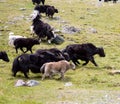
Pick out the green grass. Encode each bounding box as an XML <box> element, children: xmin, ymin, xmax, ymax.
<box><xmin>0</xmin><ymin>0</ymin><xmax>120</xmax><ymax>103</ymax></box>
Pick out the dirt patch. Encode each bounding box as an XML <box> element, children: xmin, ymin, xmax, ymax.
<box><xmin>47</xmin><ymin>89</ymin><xmax>120</xmax><ymax>104</ymax></box>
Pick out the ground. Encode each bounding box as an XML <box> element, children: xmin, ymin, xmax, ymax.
<box><xmin>0</xmin><ymin>0</ymin><xmax>120</xmax><ymax>104</ymax></box>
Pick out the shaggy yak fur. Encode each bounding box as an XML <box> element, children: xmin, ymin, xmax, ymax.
<box><xmin>12</xmin><ymin>50</ymin><xmax>67</xmax><ymax>78</ymax></box>
<box><xmin>12</xmin><ymin>54</ymin><xmax>40</xmax><ymax>78</ymax></box>
<box><xmin>32</xmin><ymin>0</ymin><xmax>45</xmax><ymax>5</ymax></box>
<box><xmin>40</xmin><ymin>60</ymin><xmax>76</xmax><ymax>80</ymax></box>
<box><xmin>34</xmin><ymin>5</ymin><xmax>50</xmax><ymax>14</ymax></box>
<box><xmin>62</xmin><ymin>43</ymin><xmax>105</xmax><ymax>66</ymax></box>
<box><xmin>31</xmin><ymin>11</ymin><xmax>55</xmax><ymax>43</ymax></box>
<box><xmin>34</xmin><ymin>5</ymin><xmax>58</xmax><ymax>18</ymax></box>
<box><xmin>0</xmin><ymin>51</ymin><xmax>9</xmax><ymax>62</ymax></box>
<box><xmin>14</xmin><ymin>38</ymin><xmax>40</xmax><ymax>53</ymax></box>
<box><xmin>35</xmin><ymin>48</ymin><xmax>70</xmax><ymax>61</ymax></box>
<box><xmin>46</xmin><ymin>6</ymin><xmax>58</xmax><ymax>18</ymax></box>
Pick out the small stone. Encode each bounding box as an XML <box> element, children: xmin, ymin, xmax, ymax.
<box><xmin>64</xmin><ymin>82</ymin><xmax>73</xmax><ymax>87</ymax></box>
<box><xmin>89</xmin><ymin>27</ymin><xmax>97</xmax><ymax>33</ymax></box>
<box><xmin>20</xmin><ymin>8</ymin><xmax>26</xmax><ymax>11</ymax></box>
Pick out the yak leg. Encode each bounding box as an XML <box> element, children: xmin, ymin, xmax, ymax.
<box><xmin>23</xmin><ymin>72</ymin><xmax>29</xmax><ymax>78</ymax></box>
<box><xmin>47</xmin><ymin>36</ymin><xmax>52</xmax><ymax>44</ymax></box>
<box><xmin>113</xmin><ymin>0</ymin><xmax>117</xmax><ymax>3</ymax></box>
<box><xmin>29</xmin><ymin>48</ymin><xmax>33</xmax><ymax>53</ymax></box>
<box><xmin>48</xmin><ymin>40</ymin><xmax>51</xmax><ymax>44</ymax></box>
<box><xmin>60</xmin><ymin>72</ymin><xmax>64</xmax><ymax>80</ymax></box>
<box><xmin>76</xmin><ymin>60</ymin><xmax>80</xmax><ymax>65</ymax></box>
<box><xmin>72</xmin><ymin>57</ymin><xmax>80</xmax><ymax>65</ymax></box>
<box><xmin>13</xmin><ymin>71</ymin><xmax>17</xmax><ymax>77</ymax></box>
<box><xmin>24</xmin><ymin>47</ymin><xmax>32</xmax><ymax>53</ymax></box>
<box><xmin>41</xmin><ymin>0</ymin><xmax>45</xmax><ymax>5</ymax></box>
<box><xmin>89</xmin><ymin>57</ymin><xmax>98</xmax><ymax>66</ymax></box>
<box><xmin>15</xmin><ymin>47</ymin><xmax>18</xmax><ymax>53</ymax></box>
<box><xmin>49</xmin><ymin>73</ymin><xmax>53</xmax><ymax>79</ymax></box>
<box><xmin>42</xmin><ymin>74</ymin><xmax>46</xmax><ymax>80</ymax></box>
<box><xmin>72</xmin><ymin>60</ymin><xmax>78</xmax><ymax>66</ymax></box>
<box><xmin>82</xmin><ymin>60</ymin><xmax>89</xmax><ymax>66</ymax></box>
<box><xmin>20</xmin><ymin>47</ymin><xmax>25</xmax><ymax>53</ymax></box>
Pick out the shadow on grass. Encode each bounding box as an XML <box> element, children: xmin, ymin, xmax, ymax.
<box><xmin>76</xmin><ymin>64</ymin><xmax>105</xmax><ymax>70</ymax></box>
<box><xmin>8</xmin><ymin>73</ymin><xmax>42</xmax><ymax>81</ymax></box>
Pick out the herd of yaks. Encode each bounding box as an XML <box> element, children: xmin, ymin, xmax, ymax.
<box><xmin>0</xmin><ymin>0</ymin><xmax>107</xmax><ymax>80</ymax></box>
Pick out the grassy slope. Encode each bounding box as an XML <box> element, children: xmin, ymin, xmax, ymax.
<box><xmin>0</xmin><ymin>0</ymin><xmax>120</xmax><ymax>103</ymax></box>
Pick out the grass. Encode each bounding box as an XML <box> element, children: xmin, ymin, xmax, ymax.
<box><xmin>0</xmin><ymin>0</ymin><xmax>120</xmax><ymax>103</ymax></box>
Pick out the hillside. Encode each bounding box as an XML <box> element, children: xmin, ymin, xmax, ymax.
<box><xmin>0</xmin><ymin>0</ymin><xmax>120</xmax><ymax>104</ymax></box>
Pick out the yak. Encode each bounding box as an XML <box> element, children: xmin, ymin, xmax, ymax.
<box><xmin>0</xmin><ymin>51</ymin><xmax>9</xmax><ymax>62</ymax></box>
<box><xmin>30</xmin><ymin>10</ymin><xmax>55</xmax><ymax>43</ymax></box>
<box><xmin>46</xmin><ymin>6</ymin><xmax>58</xmax><ymax>18</ymax></box>
<box><xmin>32</xmin><ymin>0</ymin><xmax>45</xmax><ymax>5</ymax></box>
<box><xmin>12</xmin><ymin>49</ymin><xmax>67</xmax><ymax>78</ymax></box>
<box><xmin>35</xmin><ymin>48</ymin><xmax>70</xmax><ymax>61</ymax></box>
<box><xmin>14</xmin><ymin>38</ymin><xmax>40</xmax><ymax>53</ymax></box>
<box><xmin>62</xmin><ymin>43</ymin><xmax>105</xmax><ymax>66</ymax></box>
<box><xmin>40</xmin><ymin>60</ymin><xmax>75</xmax><ymax>80</ymax></box>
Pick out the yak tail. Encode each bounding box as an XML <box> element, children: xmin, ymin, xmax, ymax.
<box><xmin>40</xmin><ymin>64</ymin><xmax>46</xmax><ymax>74</ymax></box>
<box><xmin>12</xmin><ymin>56</ymin><xmax>20</xmax><ymax>73</ymax></box>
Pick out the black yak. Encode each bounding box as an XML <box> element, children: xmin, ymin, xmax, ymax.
<box><xmin>0</xmin><ymin>51</ymin><xmax>9</xmax><ymax>62</ymax></box>
<box><xmin>14</xmin><ymin>38</ymin><xmax>40</xmax><ymax>53</ymax></box>
<box><xmin>32</xmin><ymin>0</ymin><xmax>45</xmax><ymax>5</ymax></box>
<box><xmin>34</xmin><ymin>5</ymin><xmax>58</xmax><ymax>18</ymax></box>
<box><xmin>36</xmin><ymin>48</ymin><xmax>70</xmax><ymax>61</ymax></box>
<box><xmin>12</xmin><ymin>49</ymin><xmax>68</xmax><ymax>78</ymax></box>
<box><xmin>12</xmin><ymin>54</ymin><xmax>40</xmax><ymax>78</ymax></box>
<box><xmin>100</xmin><ymin>0</ymin><xmax>118</xmax><ymax>3</ymax></box>
<box><xmin>34</xmin><ymin>5</ymin><xmax>50</xmax><ymax>14</ymax></box>
<box><xmin>62</xmin><ymin>43</ymin><xmax>105</xmax><ymax>66</ymax></box>
<box><xmin>46</xmin><ymin>6</ymin><xmax>58</xmax><ymax>18</ymax></box>
<box><xmin>30</xmin><ymin>10</ymin><xmax>55</xmax><ymax>43</ymax></box>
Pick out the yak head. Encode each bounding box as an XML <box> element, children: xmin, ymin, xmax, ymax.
<box><xmin>0</xmin><ymin>51</ymin><xmax>10</xmax><ymax>62</ymax></box>
<box><xmin>97</xmin><ymin>47</ymin><xmax>105</xmax><ymax>57</ymax></box>
<box><xmin>30</xmin><ymin>10</ymin><xmax>41</xmax><ymax>21</ymax></box>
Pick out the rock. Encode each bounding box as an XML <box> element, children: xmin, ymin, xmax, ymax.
<box><xmin>53</xmin><ymin>16</ymin><xmax>60</xmax><ymax>20</ymax></box>
<box><xmin>108</xmin><ymin>70</ymin><xmax>120</xmax><ymax>75</ymax></box>
<box><xmin>51</xmin><ymin>34</ymin><xmax>64</xmax><ymax>44</ymax></box>
<box><xmin>64</xmin><ymin>82</ymin><xmax>73</xmax><ymax>87</ymax></box>
<box><xmin>15</xmin><ymin>79</ymin><xmax>39</xmax><ymax>87</ymax></box>
<box><xmin>88</xmin><ymin>27</ymin><xmax>97</xmax><ymax>33</ymax></box>
<box><xmin>26</xmin><ymin>80</ymin><xmax>39</xmax><ymax>87</ymax></box>
<box><xmin>62</xmin><ymin>25</ymin><xmax>81</xmax><ymax>34</ymax></box>
<box><xmin>53</xmin><ymin>29</ymin><xmax>61</xmax><ymax>33</ymax></box>
<box><xmin>15</xmin><ymin>79</ymin><xmax>26</xmax><ymax>87</ymax></box>
<box><xmin>19</xmin><ymin>8</ymin><xmax>26</xmax><ymax>11</ymax></box>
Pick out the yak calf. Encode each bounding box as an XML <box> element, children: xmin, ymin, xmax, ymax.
<box><xmin>14</xmin><ymin>38</ymin><xmax>40</xmax><ymax>53</ymax></box>
<box><xmin>40</xmin><ymin>60</ymin><xmax>76</xmax><ymax>80</ymax></box>
<box><xmin>46</xmin><ymin>6</ymin><xmax>58</xmax><ymax>18</ymax></box>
